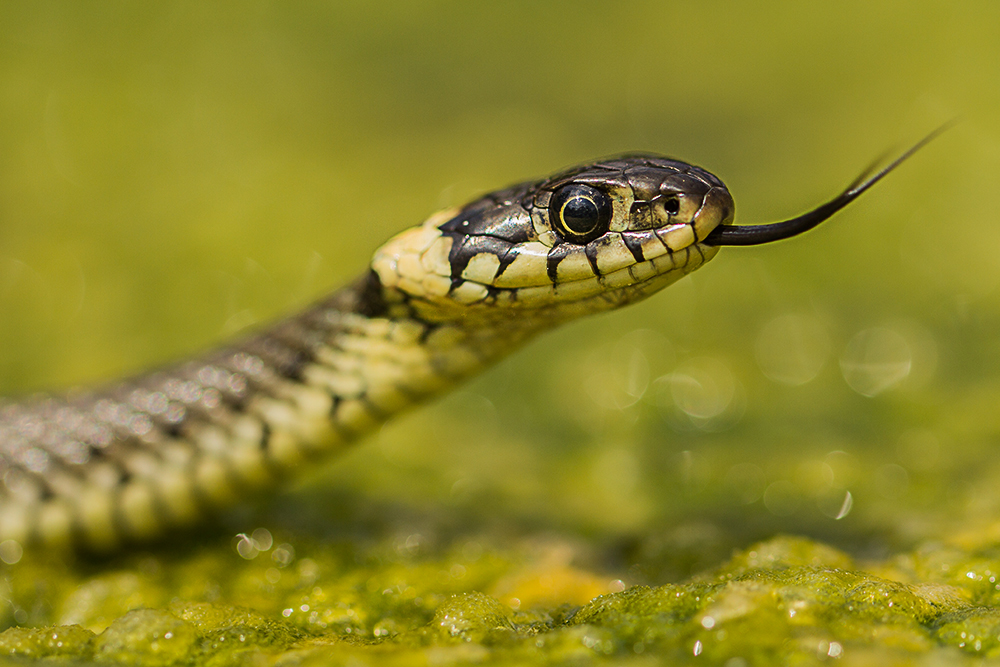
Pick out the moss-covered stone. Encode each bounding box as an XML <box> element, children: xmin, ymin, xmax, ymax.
<box><xmin>0</xmin><ymin>624</ymin><xmax>94</xmax><ymax>661</ymax></box>
<box><xmin>427</xmin><ymin>591</ymin><xmax>515</xmax><ymax>643</ymax></box>
<box><xmin>934</xmin><ymin>607</ymin><xmax>1000</xmax><ymax>656</ymax></box>
<box><xmin>2</xmin><ymin>532</ymin><xmax>996</xmax><ymax>666</ymax></box>
<box><xmin>93</xmin><ymin>609</ymin><xmax>199</xmax><ymax>666</ymax></box>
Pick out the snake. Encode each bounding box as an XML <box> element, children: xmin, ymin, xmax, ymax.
<box><xmin>0</xmin><ymin>133</ymin><xmax>940</xmax><ymax>552</ymax></box>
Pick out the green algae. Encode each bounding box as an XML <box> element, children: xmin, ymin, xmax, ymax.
<box><xmin>0</xmin><ymin>624</ymin><xmax>95</xmax><ymax>661</ymax></box>
<box><xmin>94</xmin><ymin>609</ymin><xmax>199</xmax><ymax>667</ymax></box>
<box><xmin>428</xmin><ymin>592</ymin><xmax>516</xmax><ymax>643</ymax></box>
<box><xmin>3</xmin><ymin>533</ymin><xmax>1000</xmax><ymax>665</ymax></box>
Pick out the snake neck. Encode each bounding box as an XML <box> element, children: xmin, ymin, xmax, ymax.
<box><xmin>296</xmin><ymin>268</ymin><xmax>544</xmax><ymax>424</ymax></box>
<box><xmin>0</xmin><ymin>214</ymin><xmax>711</xmax><ymax>551</ymax></box>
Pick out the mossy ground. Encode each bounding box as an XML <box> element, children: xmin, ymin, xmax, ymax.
<box><xmin>1</xmin><ymin>2</ymin><xmax>999</xmax><ymax>665</ymax></box>
<box><xmin>6</xmin><ymin>529</ymin><xmax>1000</xmax><ymax>665</ymax></box>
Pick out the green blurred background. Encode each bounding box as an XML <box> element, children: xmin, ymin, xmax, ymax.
<box><xmin>1</xmin><ymin>0</ymin><xmax>999</xmax><ymax>594</ymax></box>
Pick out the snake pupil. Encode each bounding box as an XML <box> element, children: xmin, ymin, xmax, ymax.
<box><xmin>563</xmin><ymin>198</ymin><xmax>599</xmax><ymax>233</ymax></box>
<box><xmin>549</xmin><ymin>184</ymin><xmax>612</xmax><ymax>243</ymax></box>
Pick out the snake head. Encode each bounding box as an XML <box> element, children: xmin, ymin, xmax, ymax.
<box><xmin>371</xmin><ymin>127</ymin><xmax>942</xmax><ymax>326</ymax></box>
<box><xmin>372</xmin><ymin>154</ymin><xmax>735</xmax><ymax>324</ymax></box>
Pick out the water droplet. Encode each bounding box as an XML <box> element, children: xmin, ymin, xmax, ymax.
<box><xmin>655</xmin><ymin>357</ymin><xmax>744</xmax><ymax>431</ymax></box>
<box><xmin>840</xmin><ymin>327</ymin><xmax>911</xmax><ymax>396</ymax></box>
<box><xmin>251</xmin><ymin>527</ymin><xmax>273</xmax><ymax>551</ymax></box>
<box><xmin>579</xmin><ymin>329</ymin><xmax>674</xmax><ymax>411</ymax></box>
<box><xmin>762</xmin><ymin>480</ymin><xmax>800</xmax><ymax>516</ymax></box>
<box><xmin>670</xmin><ymin>361</ymin><xmax>734</xmax><ymax>418</ymax></box>
<box><xmin>234</xmin><ymin>533</ymin><xmax>258</xmax><ymax>559</ymax></box>
<box><xmin>834</xmin><ymin>491</ymin><xmax>853</xmax><ymax>520</ymax></box>
<box><xmin>755</xmin><ymin>313</ymin><xmax>830</xmax><ymax>385</ymax></box>
<box><xmin>272</xmin><ymin>543</ymin><xmax>296</xmax><ymax>567</ymax></box>
<box><xmin>724</xmin><ymin>463</ymin><xmax>766</xmax><ymax>504</ymax></box>
<box><xmin>0</xmin><ymin>539</ymin><xmax>23</xmax><ymax>565</ymax></box>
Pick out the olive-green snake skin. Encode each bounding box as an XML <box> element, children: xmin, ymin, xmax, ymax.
<box><xmin>0</xmin><ymin>135</ymin><xmax>939</xmax><ymax>552</ymax></box>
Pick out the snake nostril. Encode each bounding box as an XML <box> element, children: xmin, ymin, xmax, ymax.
<box><xmin>662</xmin><ymin>195</ymin><xmax>680</xmax><ymax>216</ymax></box>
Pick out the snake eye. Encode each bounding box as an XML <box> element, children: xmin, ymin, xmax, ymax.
<box><xmin>549</xmin><ymin>184</ymin><xmax>613</xmax><ymax>243</ymax></box>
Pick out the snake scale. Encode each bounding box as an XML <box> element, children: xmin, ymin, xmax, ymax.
<box><xmin>0</xmin><ymin>135</ymin><xmax>939</xmax><ymax>552</ymax></box>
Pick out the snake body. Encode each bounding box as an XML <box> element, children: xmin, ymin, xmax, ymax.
<box><xmin>0</xmin><ymin>144</ymin><xmax>932</xmax><ymax>551</ymax></box>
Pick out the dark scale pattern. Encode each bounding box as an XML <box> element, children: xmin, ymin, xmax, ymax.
<box><xmin>583</xmin><ymin>242</ymin><xmax>603</xmax><ymax>276</ymax></box>
<box><xmin>0</xmin><ymin>276</ymin><xmax>377</xmax><ymax>545</ymax></box>
<box><xmin>545</xmin><ymin>244</ymin><xmax>573</xmax><ymax>283</ymax></box>
<box><xmin>438</xmin><ymin>153</ymin><xmax>723</xmax><ymax>290</ymax></box>
<box><xmin>620</xmin><ymin>231</ymin><xmax>650</xmax><ymax>263</ymax></box>
<box><xmin>444</xmin><ymin>234</ymin><xmax>516</xmax><ymax>280</ymax></box>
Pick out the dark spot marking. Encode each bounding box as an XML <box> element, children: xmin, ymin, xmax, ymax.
<box><xmin>654</xmin><ymin>231</ymin><xmax>674</xmax><ymax>254</ymax></box>
<box><xmin>491</xmin><ymin>244</ymin><xmax>526</xmax><ymax>282</ymax></box>
<box><xmin>360</xmin><ymin>398</ymin><xmax>387</xmax><ymax>421</ymax></box>
<box><xmin>446</xmin><ymin>235</ymin><xmax>514</xmax><ymax>279</ymax></box>
<box><xmin>620</xmin><ymin>232</ymin><xmax>646</xmax><ymax>263</ymax></box>
<box><xmin>546</xmin><ymin>244</ymin><xmax>572</xmax><ymax>282</ymax></box>
<box><xmin>220</xmin><ymin>394</ymin><xmax>248</xmax><ymax>414</ymax></box>
<box><xmin>327</xmin><ymin>393</ymin><xmax>343</xmax><ymax>416</ymax></box>
<box><xmin>354</xmin><ymin>271</ymin><xmax>389</xmax><ymax>318</ymax></box>
<box><xmin>584</xmin><ymin>242</ymin><xmax>601</xmax><ymax>276</ymax></box>
<box><xmin>38</xmin><ymin>480</ymin><xmax>55</xmax><ymax>501</ymax></box>
<box><xmin>244</xmin><ymin>334</ymin><xmax>314</xmax><ymax>384</ymax></box>
<box><xmin>259</xmin><ymin>422</ymin><xmax>271</xmax><ymax>450</ymax></box>
<box><xmin>418</xmin><ymin>323</ymin><xmax>440</xmax><ymax>344</ymax></box>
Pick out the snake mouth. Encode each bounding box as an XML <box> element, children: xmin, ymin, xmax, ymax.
<box><xmin>703</xmin><ymin>126</ymin><xmax>948</xmax><ymax>247</ymax></box>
